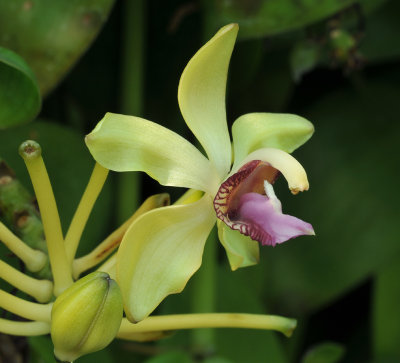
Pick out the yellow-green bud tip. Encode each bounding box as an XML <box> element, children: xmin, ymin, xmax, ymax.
<box><xmin>51</xmin><ymin>271</ymin><xmax>123</xmax><ymax>362</ymax></box>
<box><xmin>19</xmin><ymin>140</ymin><xmax>42</xmax><ymax>160</ymax></box>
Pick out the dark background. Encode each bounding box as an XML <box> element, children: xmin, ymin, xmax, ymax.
<box><xmin>1</xmin><ymin>1</ymin><xmax>400</xmax><ymax>362</ymax></box>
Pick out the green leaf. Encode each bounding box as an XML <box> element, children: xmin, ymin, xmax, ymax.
<box><xmin>204</xmin><ymin>0</ymin><xmax>388</xmax><ymax>40</ymax></box>
<box><xmin>290</xmin><ymin>41</ymin><xmax>320</xmax><ymax>82</ymax></box>
<box><xmin>0</xmin><ymin>47</ymin><xmax>41</xmax><ymax>128</ymax></box>
<box><xmin>0</xmin><ymin>0</ymin><xmax>115</xmax><ymax>95</ymax></box>
<box><xmin>360</xmin><ymin>0</ymin><xmax>400</xmax><ymax>64</ymax></box>
<box><xmin>29</xmin><ymin>335</ymin><xmax>117</xmax><ymax>363</ymax></box>
<box><xmin>373</xmin><ymin>257</ymin><xmax>400</xmax><ymax>361</ymax></box>
<box><xmin>145</xmin><ymin>351</ymin><xmax>193</xmax><ymax>363</ymax></box>
<box><xmin>204</xmin><ymin>357</ymin><xmax>234</xmax><ymax>363</ymax></box>
<box><xmin>28</xmin><ymin>336</ymin><xmax>56</xmax><ymax>363</ymax></box>
<box><xmin>28</xmin><ymin>336</ymin><xmax>57</xmax><ymax>363</ymax></box>
<box><xmin>205</xmin><ymin>0</ymin><xmax>357</xmax><ymax>39</ymax></box>
<box><xmin>301</xmin><ymin>342</ymin><xmax>345</xmax><ymax>363</ymax></box>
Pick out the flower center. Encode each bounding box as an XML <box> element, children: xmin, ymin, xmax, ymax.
<box><xmin>213</xmin><ymin>160</ymin><xmax>314</xmax><ymax>246</ymax></box>
<box><xmin>214</xmin><ymin>160</ymin><xmax>278</xmax><ymax>231</ymax></box>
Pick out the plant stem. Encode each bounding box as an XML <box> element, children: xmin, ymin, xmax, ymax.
<box><xmin>72</xmin><ymin>193</ymin><xmax>169</xmax><ymax>278</ymax></box>
<box><xmin>0</xmin><ymin>259</ymin><xmax>53</xmax><ymax>303</ymax></box>
<box><xmin>0</xmin><ymin>221</ymin><xmax>47</xmax><ymax>272</ymax></box>
<box><xmin>19</xmin><ymin>141</ymin><xmax>72</xmax><ymax>295</ymax></box>
<box><xmin>0</xmin><ymin>289</ymin><xmax>52</xmax><ymax>322</ymax></box>
<box><xmin>0</xmin><ymin>318</ymin><xmax>50</xmax><ymax>336</ymax></box>
<box><xmin>116</xmin><ymin>0</ymin><xmax>146</xmax><ymax>224</ymax></box>
<box><xmin>190</xmin><ymin>230</ymin><xmax>217</xmax><ymax>354</ymax></box>
<box><xmin>118</xmin><ymin>313</ymin><xmax>297</xmax><ymax>338</ymax></box>
<box><xmin>65</xmin><ymin>163</ymin><xmax>109</xmax><ymax>262</ymax></box>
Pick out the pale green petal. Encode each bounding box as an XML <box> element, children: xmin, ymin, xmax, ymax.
<box><xmin>86</xmin><ymin>113</ymin><xmax>218</xmax><ymax>192</ymax></box>
<box><xmin>236</xmin><ymin>148</ymin><xmax>309</xmax><ymax>194</ymax></box>
<box><xmin>217</xmin><ymin>221</ymin><xmax>259</xmax><ymax>271</ymax></box>
<box><xmin>117</xmin><ymin>195</ymin><xmax>216</xmax><ymax>322</ymax></box>
<box><xmin>178</xmin><ymin>24</ymin><xmax>238</xmax><ymax>178</ymax></box>
<box><xmin>232</xmin><ymin>113</ymin><xmax>314</xmax><ymax>169</ymax></box>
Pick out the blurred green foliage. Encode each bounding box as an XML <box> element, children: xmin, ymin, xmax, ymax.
<box><xmin>301</xmin><ymin>342</ymin><xmax>345</xmax><ymax>363</ymax></box>
<box><xmin>1</xmin><ymin>0</ymin><xmax>400</xmax><ymax>362</ymax></box>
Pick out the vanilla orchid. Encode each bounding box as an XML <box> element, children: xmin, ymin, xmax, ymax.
<box><xmin>86</xmin><ymin>24</ymin><xmax>315</xmax><ymax>323</ymax></box>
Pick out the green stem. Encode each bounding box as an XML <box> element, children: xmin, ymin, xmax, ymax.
<box><xmin>190</xmin><ymin>228</ymin><xmax>217</xmax><ymax>355</ymax></box>
<box><xmin>116</xmin><ymin>0</ymin><xmax>145</xmax><ymax>224</ymax></box>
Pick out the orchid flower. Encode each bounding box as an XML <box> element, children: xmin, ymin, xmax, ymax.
<box><xmin>85</xmin><ymin>24</ymin><xmax>315</xmax><ymax>323</ymax></box>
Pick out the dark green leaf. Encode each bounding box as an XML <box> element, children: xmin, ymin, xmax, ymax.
<box><xmin>205</xmin><ymin>0</ymin><xmax>386</xmax><ymax>40</ymax></box>
<box><xmin>373</xmin><ymin>257</ymin><xmax>400</xmax><ymax>361</ymax></box>
<box><xmin>203</xmin><ymin>357</ymin><xmax>234</xmax><ymax>363</ymax></box>
<box><xmin>290</xmin><ymin>41</ymin><xmax>321</xmax><ymax>82</ymax></box>
<box><xmin>0</xmin><ymin>0</ymin><xmax>115</xmax><ymax>95</ymax></box>
<box><xmin>145</xmin><ymin>351</ymin><xmax>193</xmax><ymax>363</ymax></box>
<box><xmin>28</xmin><ymin>336</ymin><xmax>57</xmax><ymax>363</ymax></box>
<box><xmin>301</xmin><ymin>342</ymin><xmax>345</xmax><ymax>363</ymax></box>
<box><xmin>360</xmin><ymin>0</ymin><xmax>400</xmax><ymax>63</ymax></box>
<box><xmin>0</xmin><ymin>47</ymin><xmax>41</xmax><ymax>128</ymax></box>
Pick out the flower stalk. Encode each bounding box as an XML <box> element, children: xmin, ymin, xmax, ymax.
<box><xmin>0</xmin><ymin>158</ymin><xmax>51</xmax><ymax>279</ymax></box>
<box><xmin>65</xmin><ymin>162</ymin><xmax>109</xmax><ymax>263</ymax></box>
<box><xmin>0</xmin><ymin>259</ymin><xmax>53</xmax><ymax>303</ymax></box>
<box><xmin>19</xmin><ymin>140</ymin><xmax>73</xmax><ymax>295</ymax></box>
<box><xmin>0</xmin><ymin>318</ymin><xmax>50</xmax><ymax>336</ymax></box>
<box><xmin>118</xmin><ymin>313</ymin><xmax>297</xmax><ymax>338</ymax></box>
<box><xmin>0</xmin><ymin>221</ymin><xmax>47</xmax><ymax>272</ymax></box>
<box><xmin>0</xmin><ymin>289</ymin><xmax>52</xmax><ymax>322</ymax></box>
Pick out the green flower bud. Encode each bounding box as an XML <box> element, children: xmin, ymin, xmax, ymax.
<box><xmin>51</xmin><ymin>271</ymin><xmax>123</xmax><ymax>362</ymax></box>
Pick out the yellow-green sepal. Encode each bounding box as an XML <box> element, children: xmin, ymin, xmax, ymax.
<box><xmin>86</xmin><ymin>113</ymin><xmax>217</xmax><ymax>193</ymax></box>
<box><xmin>117</xmin><ymin>195</ymin><xmax>216</xmax><ymax>323</ymax></box>
<box><xmin>178</xmin><ymin>24</ymin><xmax>238</xmax><ymax>178</ymax></box>
<box><xmin>232</xmin><ymin>113</ymin><xmax>314</xmax><ymax>169</ymax></box>
<box><xmin>217</xmin><ymin>221</ymin><xmax>259</xmax><ymax>271</ymax></box>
